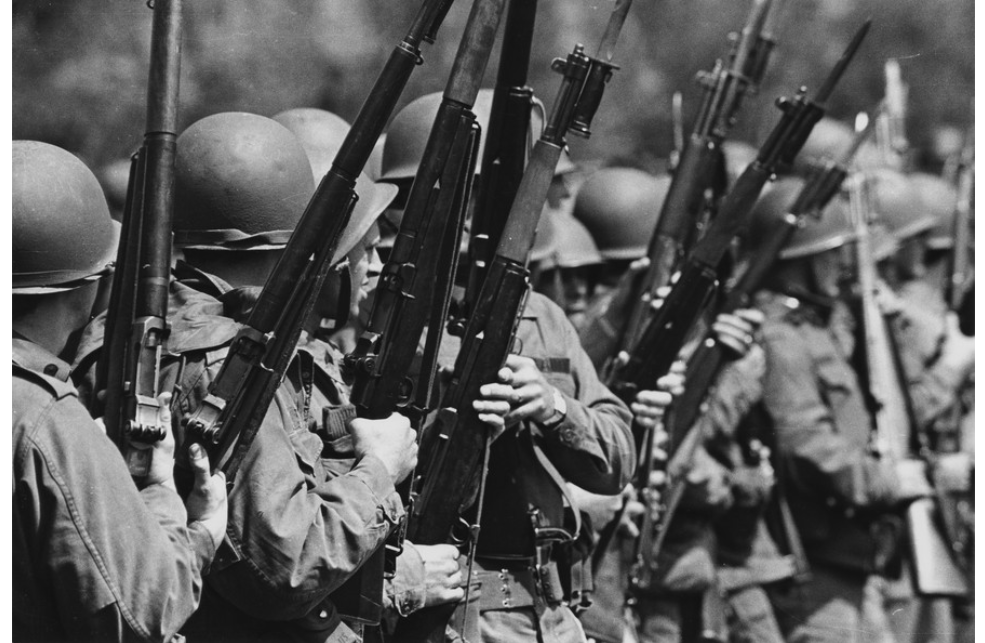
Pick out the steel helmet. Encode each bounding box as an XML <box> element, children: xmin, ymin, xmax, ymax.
<box><xmin>722</xmin><ymin>140</ymin><xmax>757</xmax><ymax>185</ymax></box>
<box><xmin>381</xmin><ymin>89</ymin><xmax>561</xmax><ymax>183</ymax></box>
<box><xmin>867</xmin><ymin>168</ymin><xmax>935</xmax><ymax>241</ymax></box>
<box><xmin>746</xmin><ymin>176</ymin><xmax>857</xmax><ymax>260</ymax></box>
<box><xmin>272</xmin><ymin>108</ymin><xmax>398</xmax><ymax>263</ymax></box>
<box><xmin>870</xmin><ymin>222</ymin><xmax>901</xmax><ymax>262</ymax></box>
<box><xmin>97</xmin><ymin>158</ymin><xmax>133</xmax><ymax>219</ymax></box>
<box><xmin>573</xmin><ymin>167</ymin><xmax>670</xmax><ymax>261</ymax></box>
<box><xmin>909</xmin><ymin>172</ymin><xmax>960</xmax><ymax>250</ymax></box>
<box><xmin>174</xmin><ymin>112</ymin><xmax>314</xmax><ymax>250</ymax></box>
<box><xmin>792</xmin><ymin>117</ymin><xmax>855</xmax><ymax>176</ymax></box>
<box><xmin>529</xmin><ymin>206</ymin><xmax>560</xmax><ymax>267</ymax></box>
<box><xmin>544</xmin><ymin>208</ymin><xmax>603</xmax><ymax>270</ymax></box>
<box><xmin>13</xmin><ymin>141</ymin><xmax>118</xmax><ymax>293</ymax></box>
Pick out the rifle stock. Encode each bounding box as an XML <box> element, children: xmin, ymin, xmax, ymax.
<box><xmin>100</xmin><ymin>0</ymin><xmax>182</xmax><ymax>479</ymax></box>
<box><xmin>457</xmin><ymin>0</ymin><xmax>538</xmax><ymax>329</ymax></box>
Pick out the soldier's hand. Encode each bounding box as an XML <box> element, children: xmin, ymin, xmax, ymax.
<box><xmin>140</xmin><ymin>392</ymin><xmax>176</xmax><ymax>489</ymax></box>
<box><xmin>940</xmin><ymin>312</ymin><xmax>975</xmax><ymax>380</ymax></box>
<box><xmin>350</xmin><ymin>413</ymin><xmax>418</xmax><ymax>486</ymax></box>
<box><xmin>184</xmin><ymin>442</ymin><xmax>229</xmax><ymax>550</ymax></box>
<box><xmin>473</xmin><ymin>373</ymin><xmax>514</xmax><ymax>439</ymax></box>
<box><xmin>874</xmin><ymin>280</ymin><xmax>904</xmax><ymax>316</ymax></box>
<box><xmin>631</xmin><ymin>358</ymin><xmax>686</xmax><ymax>427</ymax></box>
<box><xmin>567</xmin><ymin>483</ymin><xmax>625</xmax><ymax>529</ymax></box>
<box><xmin>618</xmin><ymin>489</ymin><xmax>646</xmax><ymax>539</ymax></box>
<box><xmin>491</xmin><ymin>354</ymin><xmax>558</xmax><ymax>425</ymax></box>
<box><xmin>713</xmin><ymin>308</ymin><xmax>764</xmax><ymax>357</ymax></box>
<box><xmin>895</xmin><ymin>458</ymin><xmax>933</xmax><ymax>500</ymax></box>
<box><xmin>416</xmin><ymin>544</ymin><xmax>465</xmax><ymax>607</ymax></box>
<box><xmin>934</xmin><ymin>452</ymin><xmax>973</xmax><ymax>493</ymax></box>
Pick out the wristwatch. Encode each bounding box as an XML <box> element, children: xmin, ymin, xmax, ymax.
<box><xmin>540</xmin><ymin>386</ymin><xmax>567</xmax><ymax>429</ymax></box>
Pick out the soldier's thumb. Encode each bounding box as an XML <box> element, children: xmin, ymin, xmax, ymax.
<box><xmin>187</xmin><ymin>442</ymin><xmax>213</xmax><ymax>485</ymax></box>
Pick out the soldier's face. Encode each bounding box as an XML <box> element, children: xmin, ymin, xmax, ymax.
<box><xmin>812</xmin><ymin>246</ymin><xmax>851</xmax><ymax>299</ymax></box>
<box><xmin>349</xmin><ymin>222</ymin><xmax>382</xmax><ymax>321</ymax></box>
<box><xmin>894</xmin><ymin>235</ymin><xmax>927</xmax><ymax>280</ymax></box>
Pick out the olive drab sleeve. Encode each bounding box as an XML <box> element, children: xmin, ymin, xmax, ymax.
<box><xmin>14</xmin><ymin>344</ymin><xmax>213</xmax><ymax>643</ymax></box>
<box><xmin>519</xmin><ymin>293</ymin><xmax>636</xmax><ymax>495</ymax></box>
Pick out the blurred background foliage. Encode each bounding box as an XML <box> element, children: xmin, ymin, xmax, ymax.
<box><xmin>12</xmin><ymin>0</ymin><xmax>974</xmax><ymax>175</ymax></box>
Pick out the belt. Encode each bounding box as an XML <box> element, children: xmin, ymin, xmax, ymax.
<box><xmin>474</xmin><ymin>557</ymin><xmax>565</xmax><ymax>612</ymax></box>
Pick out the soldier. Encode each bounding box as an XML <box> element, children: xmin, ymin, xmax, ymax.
<box><xmin>13</xmin><ymin>141</ymin><xmax>227</xmax><ymax>641</ymax></box>
<box><xmin>574</xmin><ymin>167</ymin><xmax>784</xmax><ymax>643</ymax></box>
<box><xmin>272</xmin><ymin>106</ymin><xmax>469</xmax><ymax>626</ymax></box>
<box><xmin>379</xmin><ymin>91</ymin><xmax>681</xmax><ymax>643</ymax></box>
<box><xmin>573</xmin><ymin>167</ymin><xmax>672</xmax><ymax>368</ymax></box>
<box><xmin>162</xmin><ymin>112</ymin><xmax>418</xmax><ymax>643</ymax></box>
<box><xmin>753</xmin><ymin>187</ymin><xmax>932</xmax><ymax>643</ymax></box>
<box><xmin>531</xmin><ymin>207</ymin><xmax>604</xmax><ymax>330</ymax></box>
<box><xmin>863</xmin><ymin>170</ymin><xmax>974</xmax><ymax>643</ymax></box>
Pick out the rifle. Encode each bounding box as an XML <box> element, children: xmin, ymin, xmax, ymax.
<box><xmin>455</xmin><ymin>0</ymin><xmax>539</xmax><ymax>331</ymax></box>
<box><xmin>846</xmin><ymin>153</ymin><xmax>969</xmax><ymax>598</ymax></box>
<box><xmin>946</xmin><ymin>130</ymin><xmax>974</xmax><ymax>315</ymax></box>
<box><xmin>616</xmin><ymin>0</ymin><xmax>781</xmax><ymax>355</ymax></box>
<box><xmin>181</xmin><ymin>0</ymin><xmax>455</xmax><ymax>473</ymax></box>
<box><xmin>401</xmin><ymin>3</ymin><xmax>632</xmax><ymax>639</ymax></box>
<box><xmin>875</xmin><ymin>58</ymin><xmax>909</xmax><ymax>170</ymax></box>
<box><xmin>630</xmin><ymin>119</ymin><xmax>877</xmax><ymax>595</ymax></box>
<box><xmin>341</xmin><ymin>0</ymin><xmax>506</xmax><ymax>626</ymax></box>
<box><xmin>608</xmin><ymin>20</ymin><xmax>869</xmax><ymax>594</ymax></box>
<box><xmin>180</xmin><ymin>0</ymin><xmax>456</xmax><ymax>625</ymax></box>
<box><xmin>99</xmin><ymin>0</ymin><xmax>183</xmax><ymax>479</ymax></box>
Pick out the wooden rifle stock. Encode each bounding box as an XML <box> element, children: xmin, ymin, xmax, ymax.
<box><xmin>458</xmin><ymin>0</ymin><xmax>539</xmax><ymax>329</ymax></box>
<box><xmin>100</xmin><ymin>0</ymin><xmax>182</xmax><ymax>479</ymax></box>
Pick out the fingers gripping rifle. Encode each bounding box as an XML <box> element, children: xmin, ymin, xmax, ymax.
<box><xmin>617</xmin><ymin>0</ymin><xmax>781</xmax><ymax>355</ymax></box>
<box><xmin>100</xmin><ymin>0</ymin><xmax>182</xmax><ymax>480</ymax></box>
<box><xmin>455</xmin><ymin>0</ymin><xmax>539</xmax><ymax>332</ymax></box>
<box><xmin>180</xmin><ymin>0</ymin><xmax>456</xmax><ymax>476</ymax></box>
<box><xmin>399</xmin><ymin>4</ymin><xmax>632</xmax><ymax>638</ymax></box>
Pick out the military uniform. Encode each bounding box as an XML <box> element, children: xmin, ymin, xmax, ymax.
<box><xmin>429</xmin><ymin>291</ymin><xmax>634</xmax><ymax>642</ymax></box>
<box><xmin>757</xmin><ymin>291</ymin><xmax>905</xmax><ymax>643</ymax></box>
<box><xmin>155</xmin><ymin>265</ymin><xmax>403</xmax><ymax>643</ymax></box>
<box><xmin>13</xmin><ymin>335</ymin><xmax>215</xmax><ymax>642</ymax></box>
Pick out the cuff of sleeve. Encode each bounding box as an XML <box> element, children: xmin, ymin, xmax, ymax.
<box><xmin>388</xmin><ymin>542</ymin><xmax>427</xmax><ymax>616</ymax></box>
<box><xmin>350</xmin><ymin>454</ymin><xmax>405</xmax><ymax>525</ymax></box>
<box><xmin>187</xmin><ymin>521</ymin><xmax>218</xmax><ymax>575</ymax></box>
<box><xmin>139</xmin><ymin>482</ymin><xmax>187</xmax><ymax>515</ymax></box>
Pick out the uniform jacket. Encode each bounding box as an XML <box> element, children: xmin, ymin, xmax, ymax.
<box><xmin>141</xmin><ymin>266</ymin><xmax>403</xmax><ymax>642</ymax></box>
<box><xmin>893</xmin><ymin>279</ymin><xmax>968</xmax><ymax>433</ymax></box>
<box><xmin>470</xmin><ymin>291</ymin><xmax>636</xmax><ymax>559</ymax></box>
<box><xmin>13</xmin><ymin>336</ymin><xmax>214</xmax><ymax>642</ymax></box>
<box><xmin>758</xmin><ymin>291</ymin><xmax>905</xmax><ymax>573</ymax></box>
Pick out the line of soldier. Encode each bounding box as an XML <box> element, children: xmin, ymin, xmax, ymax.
<box><xmin>13</xmin><ymin>20</ymin><xmax>974</xmax><ymax>643</ymax></box>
